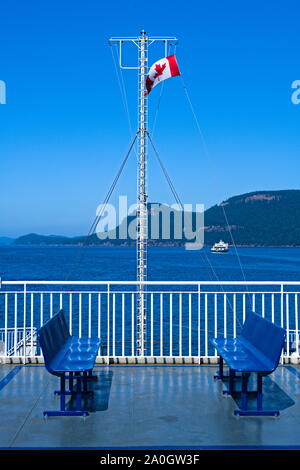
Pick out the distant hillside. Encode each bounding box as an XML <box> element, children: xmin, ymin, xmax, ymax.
<box><xmin>204</xmin><ymin>189</ymin><xmax>300</xmax><ymax>246</ymax></box>
<box><xmin>12</xmin><ymin>190</ymin><xmax>300</xmax><ymax>247</ymax></box>
<box><xmin>13</xmin><ymin>233</ymin><xmax>84</xmax><ymax>246</ymax></box>
<box><xmin>13</xmin><ymin>204</ymin><xmax>192</xmax><ymax>247</ymax></box>
<box><xmin>0</xmin><ymin>237</ymin><xmax>14</xmax><ymax>246</ymax></box>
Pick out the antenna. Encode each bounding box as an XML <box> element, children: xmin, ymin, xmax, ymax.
<box><xmin>109</xmin><ymin>31</ymin><xmax>178</xmax><ymax>356</ymax></box>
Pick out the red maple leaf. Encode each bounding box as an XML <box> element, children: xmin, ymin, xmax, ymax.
<box><xmin>154</xmin><ymin>62</ymin><xmax>166</xmax><ymax>79</ymax></box>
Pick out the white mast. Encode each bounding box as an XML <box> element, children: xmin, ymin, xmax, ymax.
<box><xmin>136</xmin><ymin>30</ymin><xmax>148</xmax><ymax>356</ymax></box>
<box><xmin>109</xmin><ymin>31</ymin><xmax>178</xmax><ymax>356</ymax></box>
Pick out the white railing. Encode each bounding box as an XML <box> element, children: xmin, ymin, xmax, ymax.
<box><xmin>0</xmin><ymin>327</ymin><xmax>37</xmax><ymax>357</ymax></box>
<box><xmin>0</xmin><ymin>280</ymin><xmax>299</xmax><ymax>362</ymax></box>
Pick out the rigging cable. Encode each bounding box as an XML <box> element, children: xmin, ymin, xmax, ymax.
<box><xmin>150</xmin><ymin>80</ymin><xmax>165</xmax><ymax>138</ymax></box>
<box><xmin>66</xmin><ymin>43</ymin><xmax>143</xmax><ymax>281</ymax></box>
<box><xmin>147</xmin><ymin>132</ymin><xmax>183</xmax><ymax>210</ymax></box>
<box><xmin>147</xmin><ymin>132</ymin><xmax>223</xmax><ymax>284</ymax></box>
<box><xmin>110</xmin><ymin>43</ymin><xmax>135</xmax><ymax>141</ymax></box>
<box><xmin>65</xmin><ymin>132</ymin><xmax>139</xmax><ymax>280</ymax></box>
<box><xmin>147</xmin><ymin>133</ymin><xmax>242</xmax><ymax>324</ymax></box>
<box><xmin>179</xmin><ymin>74</ymin><xmax>250</xmax><ymax>305</ymax></box>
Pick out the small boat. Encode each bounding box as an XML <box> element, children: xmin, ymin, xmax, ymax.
<box><xmin>211</xmin><ymin>240</ymin><xmax>229</xmax><ymax>253</ymax></box>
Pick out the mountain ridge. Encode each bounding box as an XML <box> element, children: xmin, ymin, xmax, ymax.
<box><xmin>10</xmin><ymin>189</ymin><xmax>300</xmax><ymax>247</ymax></box>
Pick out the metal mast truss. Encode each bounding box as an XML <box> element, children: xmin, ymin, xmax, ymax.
<box><xmin>109</xmin><ymin>31</ymin><xmax>178</xmax><ymax>356</ymax></box>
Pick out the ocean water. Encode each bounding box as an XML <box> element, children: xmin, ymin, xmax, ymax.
<box><xmin>1</xmin><ymin>246</ymin><xmax>300</xmax><ymax>356</ymax></box>
<box><xmin>1</xmin><ymin>245</ymin><xmax>300</xmax><ymax>282</ymax></box>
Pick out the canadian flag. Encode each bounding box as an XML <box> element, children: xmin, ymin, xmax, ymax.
<box><xmin>145</xmin><ymin>55</ymin><xmax>180</xmax><ymax>95</ymax></box>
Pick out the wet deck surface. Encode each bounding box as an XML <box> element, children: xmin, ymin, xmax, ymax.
<box><xmin>0</xmin><ymin>364</ymin><xmax>300</xmax><ymax>449</ymax></box>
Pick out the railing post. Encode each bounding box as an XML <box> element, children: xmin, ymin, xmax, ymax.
<box><xmin>160</xmin><ymin>293</ymin><xmax>163</xmax><ymax>357</ymax></box>
<box><xmin>69</xmin><ymin>293</ymin><xmax>73</xmax><ymax>335</ymax></box>
<box><xmin>198</xmin><ymin>283</ymin><xmax>201</xmax><ymax>363</ymax></box>
<box><xmin>14</xmin><ymin>293</ymin><xmax>17</xmax><ymax>358</ymax></box>
<box><xmin>280</xmin><ymin>283</ymin><xmax>284</xmax><ymax>363</ymax></box>
<box><xmin>88</xmin><ymin>293</ymin><xmax>92</xmax><ymax>338</ymax></box>
<box><xmin>189</xmin><ymin>293</ymin><xmax>192</xmax><ymax>357</ymax></box>
<box><xmin>295</xmin><ymin>294</ymin><xmax>299</xmax><ymax>359</ymax></box>
<box><xmin>150</xmin><ymin>293</ymin><xmax>154</xmax><ymax>357</ymax></box>
<box><xmin>30</xmin><ymin>293</ymin><xmax>34</xmax><ymax>358</ymax></box>
<box><xmin>112</xmin><ymin>293</ymin><xmax>116</xmax><ymax>357</ymax></box>
<box><xmin>131</xmin><ymin>293</ymin><xmax>135</xmax><ymax>357</ymax></box>
<box><xmin>233</xmin><ymin>293</ymin><xmax>236</xmax><ymax>338</ymax></box>
<box><xmin>224</xmin><ymin>294</ymin><xmax>227</xmax><ymax>339</ymax></box>
<box><xmin>23</xmin><ymin>283</ymin><xmax>27</xmax><ymax>364</ymax></box>
<box><xmin>204</xmin><ymin>293</ymin><xmax>208</xmax><ymax>357</ymax></box>
<box><xmin>280</xmin><ymin>283</ymin><xmax>284</xmax><ymax>328</ymax></box>
<box><xmin>179</xmin><ymin>293</ymin><xmax>182</xmax><ymax>357</ymax></box>
<box><xmin>98</xmin><ymin>293</ymin><xmax>101</xmax><ymax>340</ymax></box>
<box><xmin>214</xmin><ymin>293</ymin><xmax>218</xmax><ymax>358</ymax></box>
<box><xmin>242</xmin><ymin>293</ymin><xmax>246</xmax><ymax>323</ymax></box>
<box><xmin>107</xmin><ymin>283</ymin><xmax>110</xmax><ymax>364</ymax></box>
<box><xmin>79</xmin><ymin>293</ymin><xmax>82</xmax><ymax>338</ymax></box>
<box><xmin>122</xmin><ymin>294</ymin><xmax>125</xmax><ymax>357</ymax></box>
<box><xmin>169</xmin><ymin>293</ymin><xmax>173</xmax><ymax>357</ymax></box>
<box><xmin>4</xmin><ymin>293</ymin><xmax>8</xmax><ymax>359</ymax></box>
<box><xmin>286</xmin><ymin>293</ymin><xmax>290</xmax><ymax>358</ymax></box>
<box><xmin>97</xmin><ymin>292</ymin><xmax>101</xmax><ymax>358</ymax></box>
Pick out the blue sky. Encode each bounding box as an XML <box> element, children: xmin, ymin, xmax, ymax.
<box><xmin>0</xmin><ymin>0</ymin><xmax>299</xmax><ymax>237</ymax></box>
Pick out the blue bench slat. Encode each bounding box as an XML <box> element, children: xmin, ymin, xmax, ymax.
<box><xmin>38</xmin><ymin>311</ymin><xmax>101</xmax><ymax>373</ymax></box>
<box><xmin>69</xmin><ymin>337</ymin><xmax>101</xmax><ymax>350</ymax></box>
<box><xmin>37</xmin><ymin>309</ymin><xmax>102</xmax><ymax>416</ymax></box>
<box><xmin>241</xmin><ymin>312</ymin><xmax>285</xmax><ymax>369</ymax></box>
<box><xmin>50</xmin><ymin>337</ymin><xmax>98</xmax><ymax>373</ymax></box>
<box><xmin>211</xmin><ymin>312</ymin><xmax>285</xmax><ymax>374</ymax></box>
<box><xmin>210</xmin><ymin>311</ymin><xmax>286</xmax><ymax>416</ymax></box>
<box><xmin>210</xmin><ymin>338</ymin><xmax>274</xmax><ymax>373</ymax></box>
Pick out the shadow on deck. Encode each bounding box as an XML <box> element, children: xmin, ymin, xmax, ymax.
<box><xmin>0</xmin><ymin>364</ymin><xmax>299</xmax><ymax>449</ymax></box>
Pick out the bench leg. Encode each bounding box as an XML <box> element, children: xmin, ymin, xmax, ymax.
<box><xmin>59</xmin><ymin>375</ymin><xmax>66</xmax><ymax>410</ymax></box>
<box><xmin>222</xmin><ymin>368</ymin><xmax>236</xmax><ymax>395</ymax></box>
<box><xmin>215</xmin><ymin>357</ymin><xmax>238</xmax><ymax>382</ymax></box>
<box><xmin>76</xmin><ymin>373</ymin><xmax>82</xmax><ymax>410</ymax></box>
<box><xmin>230</xmin><ymin>372</ymin><xmax>249</xmax><ymax>408</ymax></box>
<box><xmin>257</xmin><ymin>372</ymin><xmax>263</xmax><ymax>411</ymax></box>
<box><xmin>234</xmin><ymin>373</ymin><xmax>280</xmax><ymax>417</ymax></box>
<box><xmin>55</xmin><ymin>372</ymin><xmax>93</xmax><ymax>397</ymax></box>
<box><xmin>69</xmin><ymin>371</ymin><xmax>74</xmax><ymax>393</ymax></box>
<box><xmin>241</xmin><ymin>372</ymin><xmax>249</xmax><ymax>410</ymax></box>
<box><xmin>83</xmin><ymin>371</ymin><xmax>95</xmax><ymax>394</ymax></box>
<box><xmin>214</xmin><ymin>356</ymin><xmax>224</xmax><ymax>379</ymax></box>
<box><xmin>44</xmin><ymin>373</ymin><xmax>90</xmax><ymax>417</ymax></box>
<box><xmin>54</xmin><ymin>372</ymin><xmax>74</xmax><ymax>396</ymax></box>
<box><xmin>80</xmin><ymin>372</ymin><xmax>94</xmax><ymax>396</ymax></box>
<box><xmin>87</xmin><ymin>370</ymin><xmax>98</xmax><ymax>381</ymax></box>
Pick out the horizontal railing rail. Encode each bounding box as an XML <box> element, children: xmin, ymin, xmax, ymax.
<box><xmin>0</xmin><ymin>280</ymin><xmax>299</xmax><ymax>362</ymax></box>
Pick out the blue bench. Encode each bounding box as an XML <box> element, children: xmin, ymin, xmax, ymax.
<box><xmin>210</xmin><ymin>311</ymin><xmax>286</xmax><ymax>416</ymax></box>
<box><xmin>37</xmin><ymin>309</ymin><xmax>102</xmax><ymax>417</ymax></box>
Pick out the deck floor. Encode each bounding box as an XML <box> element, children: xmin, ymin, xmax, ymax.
<box><xmin>0</xmin><ymin>364</ymin><xmax>300</xmax><ymax>449</ymax></box>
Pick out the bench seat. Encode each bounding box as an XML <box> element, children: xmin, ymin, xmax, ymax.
<box><xmin>50</xmin><ymin>338</ymin><xmax>99</xmax><ymax>373</ymax></box>
<box><xmin>210</xmin><ymin>338</ymin><xmax>275</xmax><ymax>373</ymax></box>
<box><xmin>68</xmin><ymin>337</ymin><xmax>101</xmax><ymax>353</ymax></box>
<box><xmin>37</xmin><ymin>309</ymin><xmax>102</xmax><ymax>416</ymax></box>
<box><xmin>210</xmin><ymin>312</ymin><xmax>286</xmax><ymax>416</ymax></box>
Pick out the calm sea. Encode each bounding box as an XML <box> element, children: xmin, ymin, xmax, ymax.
<box><xmin>1</xmin><ymin>245</ymin><xmax>300</xmax><ymax>281</ymax></box>
<box><xmin>1</xmin><ymin>246</ymin><xmax>299</xmax><ymax>356</ymax></box>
